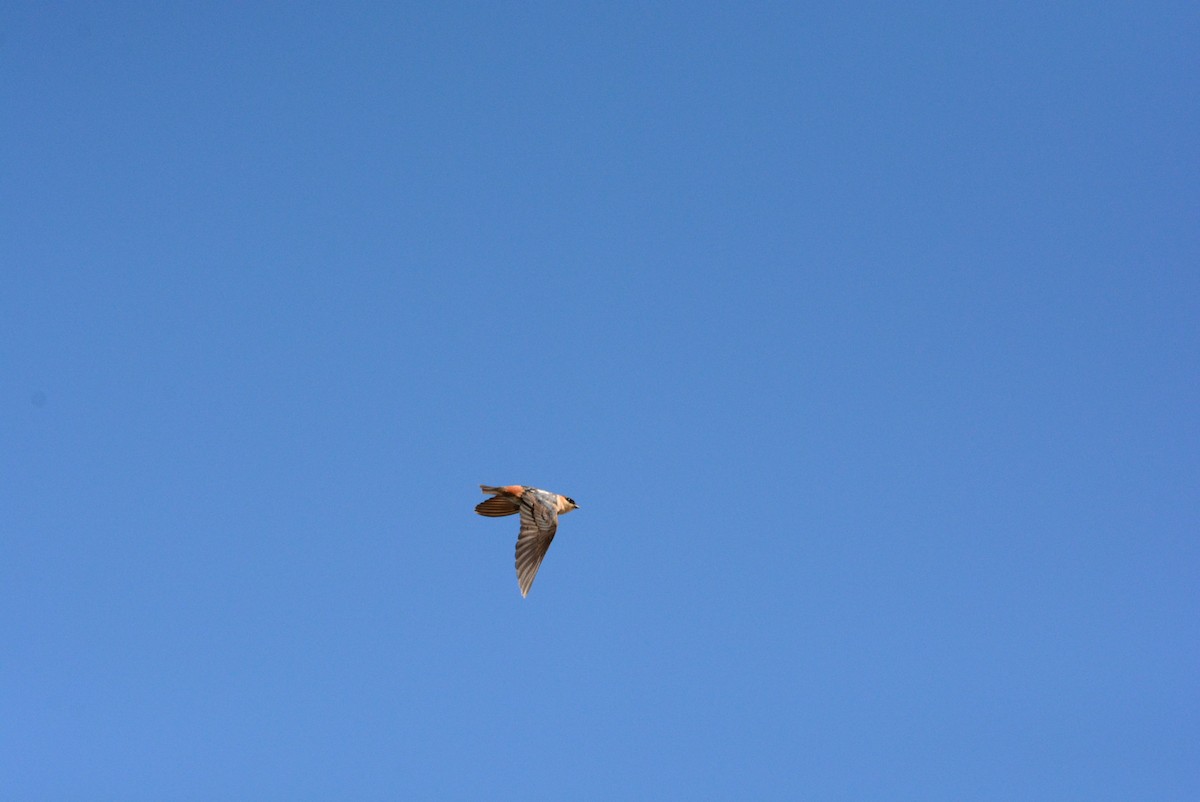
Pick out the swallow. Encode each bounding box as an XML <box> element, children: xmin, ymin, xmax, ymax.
<box><xmin>475</xmin><ymin>484</ymin><xmax>579</xmax><ymax>597</ymax></box>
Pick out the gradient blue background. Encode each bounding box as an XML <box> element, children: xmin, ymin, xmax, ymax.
<box><xmin>3</xmin><ymin>3</ymin><xmax>1197</xmax><ymax>799</ymax></box>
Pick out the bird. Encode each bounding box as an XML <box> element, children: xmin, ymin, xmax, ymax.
<box><xmin>475</xmin><ymin>484</ymin><xmax>579</xmax><ymax>597</ymax></box>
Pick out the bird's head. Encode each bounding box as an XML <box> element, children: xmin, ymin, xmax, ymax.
<box><xmin>561</xmin><ymin>496</ymin><xmax>579</xmax><ymax>513</ymax></box>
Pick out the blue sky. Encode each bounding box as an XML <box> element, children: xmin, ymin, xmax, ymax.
<box><xmin>2</xmin><ymin>2</ymin><xmax>1197</xmax><ymax>798</ymax></box>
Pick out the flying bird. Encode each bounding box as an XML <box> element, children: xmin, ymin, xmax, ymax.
<box><xmin>475</xmin><ymin>484</ymin><xmax>579</xmax><ymax>597</ymax></box>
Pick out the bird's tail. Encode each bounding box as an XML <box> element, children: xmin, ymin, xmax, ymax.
<box><xmin>475</xmin><ymin>485</ymin><xmax>520</xmax><ymax>517</ymax></box>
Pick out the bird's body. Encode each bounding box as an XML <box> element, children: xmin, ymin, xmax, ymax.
<box><xmin>475</xmin><ymin>484</ymin><xmax>579</xmax><ymax>597</ymax></box>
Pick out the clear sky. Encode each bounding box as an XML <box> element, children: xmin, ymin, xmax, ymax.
<box><xmin>2</xmin><ymin>2</ymin><xmax>1197</xmax><ymax>799</ymax></box>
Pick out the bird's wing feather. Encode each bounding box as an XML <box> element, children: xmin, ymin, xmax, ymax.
<box><xmin>515</xmin><ymin>492</ymin><xmax>559</xmax><ymax>597</ymax></box>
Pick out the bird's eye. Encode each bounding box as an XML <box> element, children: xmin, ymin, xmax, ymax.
<box><xmin>566</xmin><ymin>497</ymin><xmax>576</xmax><ymax>505</ymax></box>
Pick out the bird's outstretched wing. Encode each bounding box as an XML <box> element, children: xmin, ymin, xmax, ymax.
<box><xmin>515</xmin><ymin>490</ymin><xmax>559</xmax><ymax>597</ymax></box>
